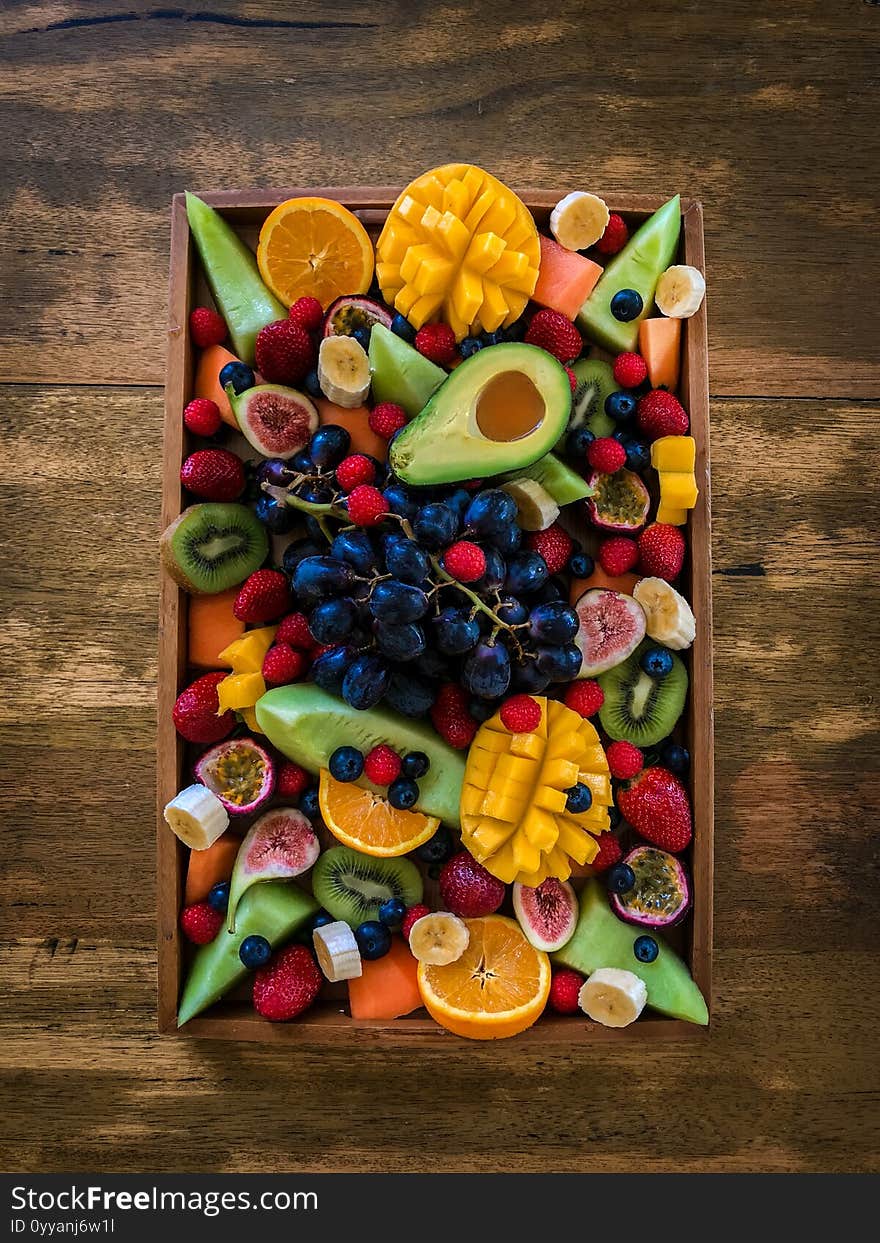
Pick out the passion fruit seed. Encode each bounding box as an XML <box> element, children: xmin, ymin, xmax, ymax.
<box><xmin>594</xmin><ymin>471</ymin><xmax>647</xmax><ymax>526</ymax></box>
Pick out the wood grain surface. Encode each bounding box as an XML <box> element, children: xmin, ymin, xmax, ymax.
<box><xmin>1</xmin><ymin>0</ymin><xmax>879</xmax><ymax>1174</ymax></box>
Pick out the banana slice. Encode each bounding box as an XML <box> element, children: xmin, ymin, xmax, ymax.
<box><xmin>313</xmin><ymin>920</ymin><xmax>362</xmax><ymax>981</ymax></box>
<box><xmin>578</xmin><ymin>967</ymin><xmax>647</xmax><ymax>1028</ymax></box>
<box><xmin>633</xmin><ymin>576</ymin><xmax>696</xmax><ymax>649</ymax></box>
<box><xmin>501</xmin><ymin>478</ymin><xmax>560</xmax><ymax>531</ymax></box>
<box><xmin>655</xmin><ymin>265</ymin><xmax>706</xmax><ymax>318</ymax></box>
<box><xmin>408</xmin><ymin>912</ymin><xmax>469</xmax><ymax>965</ymax></box>
<box><xmin>317</xmin><ymin>336</ymin><xmax>371</xmax><ymax>407</ymax></box>
<box><xmin>163</xmin><ymin>784</ymin><xmax>229</xmax><ymax>849</ymax></box>
<box><xmin>549</xmin><ymin>192</ymin><xmax>610</xmax><ymax>252</ymax></box>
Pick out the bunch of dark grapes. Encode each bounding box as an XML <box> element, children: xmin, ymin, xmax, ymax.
<box><xmin>256</xmin><ymin>425</ymin><xmax>583</xmax><ymax>721</ymax></box>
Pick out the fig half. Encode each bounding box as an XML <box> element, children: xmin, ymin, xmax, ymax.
<box><xmin>227</xmin><ymin>807</ymin><xmax>320</xmax><ymax>932</ymax></box>
<box><xmin>574</xmin><ymin>588</ymin><xmax>646</xmax><ymax>676</ymax></box>
<box><xmin>513</xmin><ymin>877</ymin><xmax>578</xmax><ymax>951</ymax></box>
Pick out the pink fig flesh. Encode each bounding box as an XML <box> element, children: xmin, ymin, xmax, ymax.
<box><xmin>574</xmin><ymin>588</ymin><xmax>646</xmax><ymax>676</ymax></box>
<box><xmin>227</xmin><ymin>808</ymin><xmax>320</xmax><ymax>931</ymax></box>
<box><xmin>513</xmin><ymin>878</ymin><xmax>578</xmax><ymax>951</ymax></box>
<box><xmin>234</xmin><ymin>385</ymin><xmax>318</xmax><ymax>458</ymax></box>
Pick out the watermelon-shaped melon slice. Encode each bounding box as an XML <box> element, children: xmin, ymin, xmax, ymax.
<box><xmin>532</xmin><ymin>236</ymin><xmax>602</xmax><ymax>320</ymax></box>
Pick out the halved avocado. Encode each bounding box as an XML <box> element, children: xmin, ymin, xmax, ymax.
<box><xmin>389</xmin><ymin>343</ymin><xmax>571</xmax><ymax>486</ymax></box>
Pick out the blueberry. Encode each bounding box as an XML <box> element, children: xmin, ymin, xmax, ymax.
<box><xmin>255</xmin><ymin>493</ymin><xmax>295</xmax><ymax>534</ymax></box>
<box><xmin>310</xmin><ymin>910</ymin><xmax>334</xmax><ymax>932</ymax></box>
<box><xmin>328</xmin><ymin>745</ymin><xmax>364</xmax><ymax>783</ymax></box>
<box><xmin>239</xmin><ymin>934</ymin><xmax>272</xmax><ymax>970</ymax></box>
<box><xmin>218</xmin><ymin>361</ymin><xmax>255</xmax><ymax>394</ymax></box>
<box><xmin>640</xmin><ymin>646</ymin><xmax>674</xmax><ymax>678</ymax></box>
<box><xmin>208</xmin><ymin>881</ymin><xmax>229</xmax><ymax>913</ymax></box>
<box><xmin>634</xmin><ymin>934</ymin><xmax>659</xmax><ymax>964</ymax></box>
<box><xmin>390</xmin><ymin>312</ymin><xmax>416</xmax><ymax>342</ymax></box>
<box><xmin>401</xmin><ymin>750</ymin><xmax>430</xmax><ymax>779</ymax></box>
<box><xmin>624</xmin><ymin>438</ymin><xmax>651</xmax><ymax>473</ymax></box>
<box><xmin>606</xmin><ymin>863</ymin><xmax>635</xmax><ymax>895</ymax></box>
<box><xmin>604</xmin><ymin>391</ymin><xmax>637</xmax><ymax>422</ymax></box>
<box><xmin>565</xmin><ymin>782</ymin><xmax>593</xmax><ymax>813</ymax></box>
<box><xmin>377</xmin><ymin>897</ymin><xmax>407</xmax><ymax>929</ymax></box>
<box><xmin>355</xmin><ymin>920</ymin><xmax>392</xmax><ymax>960</ymax></box>
<box><xmin>298</xmin><ymin>784</ymin><xmax>320</xmax><ymax>819</ymax></box>
<box><xmin>459</xmin><ymin>337</ymin><xmax>483</xmax><ymax>358</ymax></box>
<box><xmin>566</xmin><ymin>426</ymin><xmax>595</xmax><ymax>458</ymax></box>
<box><xmin>303</xmin><ymin>369</ymin><xmax>323</xmax><ymax>399</ymax></box>
<box><xmin>481</xmin><ymin>330</ymin><xmax>504</xmax><ymax>346</ymax></box>
<box><xmin>352</xmin><ymin>326</ymin><xmax>372</xmax><ymax>351</ymax></box>
<box><xmin>388</xmin><ymin>777</ymin><xmax>419</xmax><ymax>810</ymax></box>
<box><xmin>569</xmin><ymin>552</ymin><xmax>594</xmax><ymax>578</ymax></box>
<box><xmin>610</xmin><ymin>288</ymin><xmax>644</xmax><ymax>322</ymax></box>
<box><xmin>309</xmin><ymin>424</ymin><xmax>351</xmax><ymax>468</ymax></box>
<box><xmin>660</xmin><ymin>741</ymin><xmax>691</xmax><ymax>774</ymax></box>
<box><xmin>415</xmin><ymin>825</ymin><xmax>455</xmax><ymax>864</ymax></box>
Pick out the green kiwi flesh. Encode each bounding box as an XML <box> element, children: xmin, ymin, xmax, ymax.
<box><xmin>597</xmin><ymin>640</ymin><xmax>688</xmax><ymax>746</ymax></box>
<box><xmin>562</xmin><ymin>358</ymin><xmax>619</xmax><ymax>442</ymax></box>
<box><xmin>161</xmin><ymin>503</ymin><xmax>268</xmax><ymax>594</ymax></box>
<box><xmin>312</xmin><ymin>846</ymin><xmax>423</xmax><ymax>928</ymax></box>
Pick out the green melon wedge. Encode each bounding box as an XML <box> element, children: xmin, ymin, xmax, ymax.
<box><xmin>368</xmin><ymin>323</ymin><xmax>447</xmax><ymax>417</ymax></box>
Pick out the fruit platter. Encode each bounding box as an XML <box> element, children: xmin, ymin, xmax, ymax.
<box><xmin>159</xmin><ymin>167</ymin><xmax>713</xmax><ymax>1041</ymax></box>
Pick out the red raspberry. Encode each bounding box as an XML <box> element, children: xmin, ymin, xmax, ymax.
<box><xmin>276</xmin><ymin>612</ymin><xmax>317</xmax><ymax>650</ymax></box>
<box><xmin>288</xmin><ymin>296</ymin><xmax>324</xmax><ymax>333</ymax></box>
<box><xmin>183</xmin><ymin>397</ymin><xmax>222</xmax><ymax>437</ymax></box>
<box><xmin>364</xmin><ymin>744</ymin><xmax>402</xmax><ymax>786</ymax></box>
<box><xmin>595</xmin><ymin>213</ymin><xmax>629</xmax><ymax>256</ymax></box>
<box><xmin>414</xmin><ymin>322</ymin><xmax>457</xmax><ymax>366</ymax></box>
<box><xmin>402</xmin><ymin>903</ymin><xmax>431</xmax><ymax>942</ymax></box>
<box><xmin>526</xmin><ymin>524</ymin><xmax>574</xmax><ymax>574</ymax></box>
<box><xmin>638</xmin><ymin>523</ymin><xmax>686</xmax><ymax>581</ymax></box>
<box><xmin>180</xmin><ymin>448</ymin><xmax>245</xmax><ymax>501</ymax></box>
<box><xmin>262</xmin><ymin>642</ymin><xmax>309</xmax><ymax>686</ymax></box>
<box><xmin>590</xmin><ymin>831</ymin><xmax>623</xmax><ymax>873</ymax></box>
<box><xmin>369</xmin><ymin>402</ymin><xmax>408</xmax><ymax>439</ymax></box>
<box><xmin>252</xmin><ymin>944</ymin><xmax>322</xmax><ymax>1022</ymax></box>
<box><xmin>564</xmin><ymin>366</ymin><xmax>578</xmax><ymax>393</ymax></box>
<box><xmin>180</xmin><ymin>901</ymin><xmax>224</xmax><ymax>945</ymax></box>
<box><xmin>189</xmin><ymin>307</ymin><xmax>227</xmax><ymax>348</ymax></box>
<box><xmin>254</xmin><ymin>319</ymin><xmax>314</xmax><ymax>385</ymax></box>
<box><xmin>613</xmin><ymin>352</ymin><xmax>648</xmax><ymax>389</ymax></box>
<box><xmin>430</xmin><ymin>683</ymin><xmax>478</xmax><ymax>749</ymax></box>
<box><xmin>346</xmin><ymin>484</ymin><xmax>388</xmax><ymax>527</ymax></box>
<box><xmin>598</xmin><ymin>536</ymin><xmax>639</xmax><ymax>576</ymax></box>
<box><xmin>335</xmin><ymin>454</ymin><xmax>376</xmax><ymax>492</ymax></box>
<box><xmin>172</xmin><ymin>672</ymin><xmax>235</xmax><ymax>744</ymax></box>
<box><xmin>524</xmin><ymin>309</ymin><xmax>582</xmax><ymax>364</ymax></box>
<box><xmin>606</xmin><ymin>740</ymin><xmax>644</xmax><ymax>780</ymax></box>
<box><xmin>548</xmin><ymin>968</ymin><xmax>585</xmax><ymax>1015</ymax></box>
<box><xmin>277</xmin><ymin>761</ymin><xmax>311</xmax><ymax>801</ymax></box>
<box><xmin>499</xmin><ymin>694</ymin><xmax>542</xmax><ymax>733</ymax></box>
<box><xmin>588</xmin><ymin>437</ymin><xmax>627</xmax><ymax>474</ymax></box>
<box><xmin>442</xmin><ymin>540</ymin><xmax>486</xmax><ymax>584</ymax></box>
<box><xmin>233</xmin><ymin>570</ymin><xmax>291</xmax><ymax>623</ymax></box>
<box><xmin>564</xmin><ymin>679</ymin><xmax>604</xmax><ymax>718</ymax></box>
<box><xmin>636</xmin><ymin>389</ymin><xmax>689</xmax><ymax>440</ymax></box>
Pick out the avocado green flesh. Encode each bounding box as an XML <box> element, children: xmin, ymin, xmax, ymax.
<box><xmin>553</xmin><ymin>881</ymin><xmax>708</xmax><ymax>1025</ymax></box>
<box><xmin>255</xmin><ymin>684</ymin><xmax>465</xmax><ymax>827</ymax></box>
<box><xmin>389</xmin><ymin>343</ymin><xmax>571</xmax><ymax>486</ymax></box>
<box><xmin>177</xmin><ymin>880</ymin><xmax>318</xmax><ymax>1025</ymax></box>
<box><xmin>498</xmin><ymin>452</ymin><xmax>593</xmax><ymax>505</ymax></box>
<box><xmin>368</xmin><ymin>323</ymin><xmax>446</xmax><ymax>417</ymax></box>
<box><xmin>185</xmin><ymin>192</ymin><xmax>286</xmax><ymax>366</ymax></box>
<box><xmin>577</xmin><ymin>195</ymin><xmax>681</xmax><ymax>354</ymax></box>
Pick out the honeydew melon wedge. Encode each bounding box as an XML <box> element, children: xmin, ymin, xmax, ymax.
<box><xmin>368</xmin><ymin>323</ymin><xmax>446</xmax><ymax>417</ymax></box>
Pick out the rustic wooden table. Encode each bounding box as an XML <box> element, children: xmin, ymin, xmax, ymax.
<box><xmin>2</xmin><ymin>0</ymin><xmax>878</xmax><ymax>1174</ymax></box>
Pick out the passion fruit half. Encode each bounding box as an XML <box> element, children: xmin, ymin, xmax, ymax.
<box><xmin>610</xmin><ymin>845</ymin><xmax>691</xmax><ymax>929</ymax></box>
<box><xmin>194</xmin><ymin>738</ymin><xmax>275</xmax><ymax>816</ymax></box>
<box><xmin>323</xmin><ymin>295</ymin><xmax>393</xmax><ymax>339</ymax></box>
<box><xmin>586</xmin><ymin>468</ymin><xmax>650</xmax><ymax>533</ymax></box>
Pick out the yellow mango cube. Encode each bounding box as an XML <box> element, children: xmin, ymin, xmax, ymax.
<box><xmin>218</xmin><ymin>626</ymin><xmax>276</xmax><ymax>673</ymax></box>
<box><xmin>540</xmin><ymin>757</ymin><xmax>580</xmax><ymax>789</ymax></box>
<box><xmin>534</xmin><ymin>785</ymin><xmax>568</xmax><ymax>814</ymax></box>
<box><xmin>509</xmin><ymin>732</ymin><xmax>544</xmax><ymax>760</ymax></box>
<box><xmin>651</xmin><ymin>435</ymin><xmax>696</xmax><ymax>473</ymax></box>
<box><xmin>660</xmin><ymin>472</ymin><xmax>699</xmax><ymax>510</ymax></box>
<box><xmin>657</xmin><ymin>502</ymin><xmax>688</xmax><ymax>525</ymax></box>
<box><xmin>216</xmin><ymin>672</ymin><xmax>265</xmax><ymax>714</ymax></box>
<box><xmin>523</xmin><ymin>808</ymin><xmax>558</xmax><ymax>852</ymax></box>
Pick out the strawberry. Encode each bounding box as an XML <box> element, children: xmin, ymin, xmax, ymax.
<box><xmin>430</xmin><ymin>682</ymin><xmax>478</xmax><ymax>749</ymax></box>
<box><xmin>588</xmin><ymin>832</ymin><xmax>623</xmax><ymax>873</ymax></box>
<box><xmin>636</xmin><ymin>389</ymin><xmax>689</xmax><ymax>440</ymax></box>
<box><xmin>439</xmin><ymin>852</ymin><xmax>505</xmax><ymax>918</ymax></box>
<box><xmin>364</xmin><ymin>744</ymin><xmax>402</xmax><ymax>786</ymax></box>
<box><xmin>277</xmin><ymin>762</ymin><xmax>310</xmax><ymax>801</ymax></box>
<box><xmin>179</xmin><ymin>448</ymin><xmax>245</xmax><ymax>501</ymax></box>
<box><xmin>262</xmin><ymin>642</ymin><xmax>308</xmax><ymax>686</ymax></box>
<box><xmin>526</xmin><ymin>524</ymin><xmax>574</xmax><ymax>574</ymax></box>
<box><xmin>402</xmin><ymin>903</ymin><xmax>431</xmax><ymax>942</ymax></box>
<box><xmin>254</xmin><ymin>319</ymin><xmax>314</xmax><ymax>384</ymax></box>
<box><xmin>595</xmin><ymin>213</ymin><xmax>628</xmax><ymax>256</ymax></box>
<box><xmin>564</xmin><ymin>679</ymin><xmax>604</xmax><ymax>718</ymax></box>
<box><xmin>598</xmin><ymin>536</ymin><xmax>639</xmax><ymax>576</ymax></box>
<box><xmin>587</xmin><ymin>437</ymin><xmax>627</xmax><ymax>474</ymax></box>
<box><xmin>288</xmin><ymin>296</ymin><xmax>324</xmax><ymax>333</ymax></box>
<box><xmin>524</xmin><ymin>309</ymin><xmax>582</xmax><ymax>363</ymax></box>
<box><xmin>442</xmin><ymin>540</ymin><xmax>486</xmax><ymax>583</ymax></box>
<box><xmin>499</xmin><ymin>694</ymin><xmax>542</xmax><ymax>733</ymax></box>
<box><xmin>638</xmin><ymin>523</ymin><xmax>685</xmax><ymax>581</ymax></box>
<box><xmin>252</xmin><ymin>945</ymin><xmax>322</xmax><ymax>1021</ymax></box>
<box><xmin>606</xmin><ymin>740</ymin><xmax>644</xmax><ymax>780</ymax></box>
<box><xmin>548</xmin><ymin>968</ymin><xmax>585</xmax><ymax>1014</ymax></box>
<box><xmin>369</xmin><ymin>402</ymin><xmax>408</xmax><ymax>439</ymax></box>
<box><xmin>617</xmin><ymin>766</ymin><xmax>693</xmax><ymax>853</ymax></box>
<box><xmin>613</xmin><ymin>352</ymin><xmax>648</xmax><ymax>388</ymax></box>
<box><xmin>275</xmin><ymin>612</ymin><xmax>317</xmax><ymax>650</ymax></box>
<box><xmin>172</xmin><ymin>672</ymin><xmax>235</xmax><ymax>744</ymax></box>
<box><xmin>346</xmin><ymin>484</ymin><xmax>388</xmax><ymax>527</ymax></box>
<box><xmin>414</xmin><ymin>322</ymin><xmax>457</xmax><ymax>366</ymax></box>
<box><xmin>233</xmin><ymin>570</ymin><xmax>291</xmax><ymax>623</ymax></box>
<box><xmin>180</xmin><ymin>901</ymin><xmax>224</xmax><ymax>945</ymax></box>
<box><xmin>335</xmin><ymin>454</ymin><xmax>376</xmax><ymax>492</ymax></box>
<box><xmin>189</xmin><ymin>307</ymin><xmax>227</xmax><ymax>348</ymax></box>
<box><xmin>183</xmin><ymin>397</ymin><xmax>222</xmax><ymax>437</ymax></box>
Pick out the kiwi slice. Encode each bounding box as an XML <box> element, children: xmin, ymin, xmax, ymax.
<box><xmin>563</xmin><ymin>358</ymin><xmax>619</xmax><ymax>441</ymax></box>
<box><xmin>160</xmin><ymin>502</ymin><xmax>268</xmax><ymax>594</ymax></box>
<box><xmin>312</xmin><ymin>846</ymin><xmax>423</xmax><ymax>927</ymax></box>
<box><xmin>598</xmin><ymin>640</ymin><xmax>688</xmax><ymax>746</ymax></box>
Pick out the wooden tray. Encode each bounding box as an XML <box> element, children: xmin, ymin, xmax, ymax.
<box><xmin>159</xmin><ymin>187</ymin><xmax>713</xmax><ymax>1042</ymax></box>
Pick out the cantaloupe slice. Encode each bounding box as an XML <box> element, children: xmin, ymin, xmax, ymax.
<box><xmin>187</xmin><ymin>588</ymin><xmax>245</xmax><ymax>669</ymax></box>
<box><xmin>316</xmin><ymin>399</ymin><xmax>389</xmax><ymax>461</ymax></box>
<box><xmin>193</xmin><ymin>345</ymin><xmax>241</xmax><ymax>428</ymax></box>
<box><xmin>347</xmin><ymin>936</ymin><xmax>422</xmax><ymax>1019</ymax></box>
<box><xmin>184</xmin><ymin>831</ymin><xmax>241</xmax><ymax>904</ymax></box>
<box><xmin>638</xmin><ymin>317</ymin><xmax>681</xmax><ymax>392</ymax></box>
<box><xmin>569</xmin><ymin>566</ymin><xmax>641</xmax><ymax>605</ymax></box>
<box><xmin>532</xmin><ymin>235</ymin><xmax>602</xmax><ymax>321</ymax></box>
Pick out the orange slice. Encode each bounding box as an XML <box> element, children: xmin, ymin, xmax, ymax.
<box><xmin>318</xmin><ymin>769</ymin><xmax>439</xmax><ymax>858</ymax></box>
<box><xmin>257</xmin><ymin>198</ymin><xmax>374</xmax><ymax>309</ymax></box>
<box><xmin>417</xmin><ymin>915</ymin><xmax>551</xmax><ymax>1040</ymax></box>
